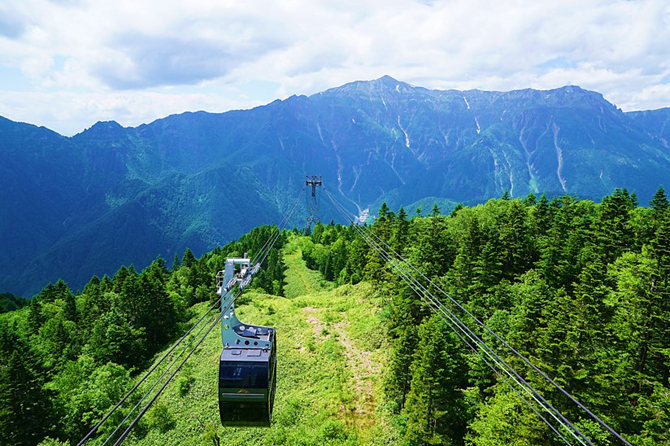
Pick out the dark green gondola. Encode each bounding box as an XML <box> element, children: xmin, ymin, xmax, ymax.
<box><xmin>217</xmin><ymin>258</ymin><xmax>277</xmax><ymax>427</ymax></box>
<box><xmin>219</xmin><ymin>327</ymin><xmax>276</xmax><ymax>427</ymax></box>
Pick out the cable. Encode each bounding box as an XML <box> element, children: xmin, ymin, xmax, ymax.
<box><xmin>252</xmin><ymin>186</ymin><xmax>305</xmax><ymax>266</ymax></box>
<box><xmin>249</xmin><ymin>186</ymin><xmax>304</xmax><ymax>271</ymax></box>
<box><xmin>363</xmin><ymin>229</ymin><xmax>577</xmax><ymax>444</ymax></box>
<box><xmin>329</xmin><ymin>191</ymin><xmax>629</xmax><ymax>445</ymax></box>
<box><xmin>256</xmin><ymin>189</ymin><xmax>303</xmax><ymax>267</ymax></box>
<box><xmin>109</xmin><ymin>288</ymin><xmax>243</xmax><ymax>444</ymax></box>
<box><xmin>114</xmin><ymin>311</ymin><xmax>224</xmax><ymax>445</ymax></box>
<box><xmin>107</xmin><ymin>186</ymin><xmax>304</xmax><ymax>443</ymax></box>
<box><xmin>101</xmin><ymin>302</ymin><xmax>223</xmax><ymax>445</ymax></box>
<box><xmin>324</xmin><ymin>188</ymin><xmax>589</xmax><ymax>445</ymax></box>
<box><xmin>78</xmin><ymin>293</ymin><xmax>227</xmax><ymax>445</ymax></box>
<box><xmin>328</xmin><ymin>191</ymin><xmax>589</xmax><ymax>444</ymax></box>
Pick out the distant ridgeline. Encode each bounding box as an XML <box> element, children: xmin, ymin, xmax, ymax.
<box><xmin>300</xmin><ymin>187</ymin><xmax>670</xmax><ymax>444</ymax></box>
<box><xmin>2</xmin><ymin>76</ymin><xmax>670</xmax><ymax>297</ymax></box>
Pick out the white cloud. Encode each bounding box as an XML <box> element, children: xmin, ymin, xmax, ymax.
<box><xmin>0</xmin><ymin>90</ymin><xmax>259</xmax><ymax>136</ymax></box>
<box><xmin>0</xmin><ymin>0</ymin><xmax>669</xmax><ymax>135</ymax></box>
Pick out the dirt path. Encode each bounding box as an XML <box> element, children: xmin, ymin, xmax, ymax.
<box><xmin>334</xmin><ymin>318</ymin><xmax>379</xmax><ymax>427</ymax></box>
<box><xmin>302</xmin><ymin>304</ymin><xmax>379</xmax><ymax>428</ymax></box>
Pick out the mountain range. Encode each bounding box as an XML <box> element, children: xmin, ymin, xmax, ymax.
<box><xmin>2</xmin><ymin>75</ymin><xmax>670</xmax><ymax>296</ymax></box>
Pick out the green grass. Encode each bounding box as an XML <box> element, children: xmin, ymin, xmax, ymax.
<box><xmin>282</xmin><ymin>235</ymin><xmax>335</xmax><ymax>299</ymax></box>
<box><xmin>94</xmin><ymin>239</ymin><xmax>399</xmax><ymax>445</ymax></box>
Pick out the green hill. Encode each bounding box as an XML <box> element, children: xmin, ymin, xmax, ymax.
<box><xmin>4</xmin><ymin>189</ymin><xmax>670</xmax><ymax>445</ymax></box>
<box><xmin>124</xmin><ymin>241</ymin><xmax>396</xmax><ymax>445</ymax></box>
<box><xmin>42</xmin><ymin>236</ymin><xmax>400</xmax><ymax>445</ymax></box>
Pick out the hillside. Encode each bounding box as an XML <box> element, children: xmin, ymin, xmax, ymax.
<box><xmin>3</xmin><ymin>76</ymin><xmax>670</xmax><ymax>298</ymax></box>
<box><xmin>115</xmin><ymin>239</ymin><xmax>397</xmax><ymax>445</ymax></box>
<box><xmin>2</xmin><ymin>189</ymin><xmax>669</xmax><ymax>445</ymax></box>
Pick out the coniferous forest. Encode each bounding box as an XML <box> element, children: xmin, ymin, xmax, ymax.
<box><xmin>0</xmin><ymin>226</ymin><xmax>287</xmax><ymax>445</ymax></box>
<box><xmin>302</xmin><ymin>187</ymin><xmax>669</xmax><ymax>444</ymax></box>
<box><xmin>1</xmin><ymin>188</ymin><xmax>669</xmax><ymax>445</ymax></box>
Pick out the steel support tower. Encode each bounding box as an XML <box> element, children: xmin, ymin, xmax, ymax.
<box><xmin>304</xmin><ymin>175</ymin><xmax>323</xmax><ymax>234</ymax></box>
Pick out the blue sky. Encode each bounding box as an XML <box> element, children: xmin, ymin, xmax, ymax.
<box><xmin>1</xmin><ymin>0</ymin><xmax>669</xmax><ymax>136</ymax></box>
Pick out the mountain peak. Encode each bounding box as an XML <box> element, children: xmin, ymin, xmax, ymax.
<box><xmin>317</xmin><ymin>75</ymin><xmax>413</xmax><ymax>98</ymax></box>
<box><xmin>76</xmin><ymin>120</ymin><xmax>125</xmax><ymax>138</ymax></box>
<box><xmin>91</xmin><ymin>120</ymin><xmax>124</xmax><ymax>130</ymax></box>
<box><xmin>373</xmin><ymin>75</ymin><xmax>401</xmax><ymax>85</ymax></box>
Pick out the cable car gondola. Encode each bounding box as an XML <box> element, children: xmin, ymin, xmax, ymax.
<box><xmin>217</xmin><ymin>257</ymin><xmax>277</xmax><ymax>427</ymax></box>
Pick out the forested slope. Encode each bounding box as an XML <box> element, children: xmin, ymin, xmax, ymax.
<box><xmin>5</xmin><ymin>76</ymin><xmax>670</xmax><ymax>298</ymax></box>
<box><xmin>0</xmin><ymin>226</ymin><xmax>288</xmax><ymax>445</ymax></box>
<box><xmin>1</xmin><ymin>187</ymin><xmax>669</xmax><ymax>445</ymax></box>
<box><xmin>302</xmin><ymin>187</ymin><xmax>670</xmax><ymax>444</ymax></box>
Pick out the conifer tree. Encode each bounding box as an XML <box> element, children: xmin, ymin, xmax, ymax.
<box><xmin>171</xmin><ymin>253</ymin><xmax>181</xmax><ymax>270</ymax></box>
<box><xmin>403</xmin><ymin>317</ymin><xmax>468</xmax><ymax>444</ymax></box>
<box><xmin>386</xmin><ymin>325</ymin><xmax>417</xmax><ymax>410</ymax></box>
<box><xmin>0</xmin><ymin>330</ymin><xmax>54</xmax><ymax>444</ymax></box>
<box><xmin>532</xmin><ymin>193</ymin><xmax>551</xmax><ymax>236</ymax></box>
<box><xmin>182</xmin><ymin>248</ymin><xmax>196</xmax><ymax>268</ymax></box>
<box><xmin>650</xmin><ymin>185</ymin><xmax>669</xmax><ymax>220</ymax></box>
<box><xmin>450</xmin><ymin>203</ymin><xmax>464</xmax><ymax>218</ymax></box>
<box><xmin>430</xmin><ymin>203</ymin><xmax>441</xmax><ymax>217</ymax></box>
<box><xmin>596</xmin><ymin>188</ymin><xmax>635</xmax><ymax>263</ymax></box>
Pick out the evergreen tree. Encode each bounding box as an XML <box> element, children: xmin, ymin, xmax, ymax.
<box><xmin>171</xmin><ymin>253</ymin><xmax>181</xmax><ymax>270</ymax></box>
<box><xmin>524</xmin><ymin>193</ymin><xmax>537</xmax><ymax>206</ymax></box>
<box><xmin>182</xmin><ymin>248</ymin><xmax>196</xmax><ymax>268</ymax></box>
<box><xmin>390</xmin><ymin>207</ymin><xmax>409</xmax><ymax>253</ymax></box>
<box><xmin>0</xmin><ymin>330</ymin><xmax>55</xmax><ymax>444</ymax></box>
<box><xmin>450</xmin><ymin>203</ymin><xmax>464</xmax><ymax>218</ymax></box>
<box><xmin>609</xmin><ymin>250</ymin><xmax>669</xmax><ymax>397</ymax></box>
<box><xmin>650</xmin><ymin>185</ymin><xmax>669</xmax><ymax>219</ymax></box>
<box><xmin>499</xmin><ymin>200</ymin><xmax>533</xmax><ymax>279</ymax></box>
<box><xmin>386</xmin><ymin>325</ymin><xmax>417</xmax><ymax>410</ymax></box>
<box><xmin>532</xmin><ymin>193</ymin><xmax>551</xmax><ymax>236</ymax></box>
<box><xmin>379</xmin><ymin>202</ymin><xmax>390</xmax><ymax>219</ymax></box>
<box><xmin>595</xmin><ymin>188</ymin><xmax>635</xmax><ymax>263</ymax></box>
<box><xmin>415</xmin><ymin>206</ymin><xmax>422</xmax><ymax>218</ymax></box>
<box><xmin>403</xmin><ymin>317</ymin><xmax>468</xmax><ymax>444</ymax></box>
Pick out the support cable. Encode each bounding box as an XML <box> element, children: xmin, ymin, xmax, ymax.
<box><xmin>82</xmin><ymin>186</ymin><xmax>304</xmax><ymax>444</ymax></box>
<box><xmin>341</xmin><ymin>215</ymin><xmax>575</xmax><ymax>444</ymax></box>
<box><xmin>324</xmin><ymin>188</ymin><xmax>589</xmax><ymax>445</ymax></box>
<box><xmin>253</xmin><ymin>186</ymin><xmax>305</xmax><ymax>266</ymax></box>
<box><xmin>101</xmin><ymin>297</ymin><xmax>225</xmax><ymax>445</ymax></box>
<box><xmin>256</xmin><ymin>188</ymin><xmax>304</xmax><ymax>267</ymax></box>
<box><xmin>328</xmin><ymin>191</ymin><xmax>629</xmax><ymax>446</ymax></box>
<box><xmin>113</xmin><ymin>311</ymin><xmax>225</xmax><ymax>445</ymax></box>
<box><xmin>78</xmin><ymin>294</ymin><xmax>226</xmax><ymax>445</ymax></box>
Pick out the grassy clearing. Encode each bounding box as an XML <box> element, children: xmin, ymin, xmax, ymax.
<box><xmin>283</xmin><ymin>236</ymin><xmax>335</xmax><ymax>299</ymax></box>
<box><xmin>107</xmin><ymin>241</ymin><xmax>399</xmax><ymax>445</ymax></box>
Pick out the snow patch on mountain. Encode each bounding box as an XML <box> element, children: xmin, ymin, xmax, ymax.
<box><xmin>397</xmin><ymin>115</ymin><xmax>410</xmax><ymax>148</ymax></box>
<box><xmin>553</xmin><ymin>123</ymin><xmax>568</xmax><ymax>192</ymax></box>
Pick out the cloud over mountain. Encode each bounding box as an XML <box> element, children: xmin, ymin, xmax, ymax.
<box><xmin>0</xmin><ymin>0</ymin><xmax>669</xmax><ymax>135</ymax></box>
